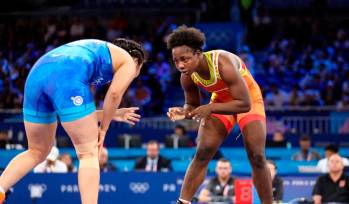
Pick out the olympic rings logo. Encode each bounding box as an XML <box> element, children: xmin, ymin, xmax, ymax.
<box><xmin>28</xmin><ymin>183</ymin><xmax>47</xmax><ymax>198</ymax></box>
<box><xmin>129</xmin><ymin>182</ymin><xmax>149</xmax><ymax>194</ymax></box>
<box><xmin>28</xmin><ymin>184</ymin><xmax>47</xmax><ymax>192</ymax></box>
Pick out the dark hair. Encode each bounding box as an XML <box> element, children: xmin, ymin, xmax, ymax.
<box><xmin>166</xmin><ymin>25</ymin><xmax>206</xmax><ymax>51</ymax></box>
<box><xmin>147</xmin><ymin>140</ymin><xmax>159</xmax><ymax>147</ymax></box>
<box><xmin>325</xmin><ymin>144</ymin><xmax>339</xmax><ymax>153</ymax></box>
<box><xmin>300</xmin><ymin>134</ymin><xmax>310</xmax><ymax>141</ymax></box>
<box><xmin>175</xmin><ymin>124</ymin><xmax>186</xmax><ymax>134</ymax></box>
<box><xmin>113</xmin><ymin>38</ymin><xmax>146</xmax><ymax>65</ymax></box>
<box><xmin>274</xmin><ymin>129</ymin><xmax>283</xmax><ymax>134</ymax></box>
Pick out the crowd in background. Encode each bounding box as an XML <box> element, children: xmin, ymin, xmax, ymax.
<box><xmin>0</xmin><ymin>15</ymin><xmax>177</xmax><ymax>116</ymax></box>
<box><xmin>246</xmin><ymin>6</ymin><xmax>349</xmax><ymax>109</ymax></box>
<box><xmin>0</xmin><ymin>3</ymin><xmax>349</xmax><ymax>115</ymax></box>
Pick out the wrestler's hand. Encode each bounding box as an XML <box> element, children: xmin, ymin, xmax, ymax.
<box><xmin>189</xmin><ymin>104</ymin><xmax>212</xmax><ymax>126</ymax></box>
<box><xmin>113</xmin><ymin>107</ymin><xmax>140</xmax><ymax>125</ymax></box>
<box><xmin>167</xmin><ymin>107</ymin><xmax>186</xmax><ymax>121</ymax></box>
<box><xmin>97</xmin><ymin>128</ymin><xmax>107</xmax><ymax>156</ymax></box>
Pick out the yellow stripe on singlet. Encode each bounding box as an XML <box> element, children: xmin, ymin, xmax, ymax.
<box><xmin>191</xmin><ymin>51</ymin><xmax>219</xmax><ymax>87</ymax></box>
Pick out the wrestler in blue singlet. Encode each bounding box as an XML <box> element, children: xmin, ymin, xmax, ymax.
<box><xmin>23</xmin><ymin>39</ymin><xmax>113</xmax><ymax>123</ymax></box>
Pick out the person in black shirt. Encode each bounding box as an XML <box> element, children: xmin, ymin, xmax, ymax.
<box><xmin>266</xmin><ymin>130</ymin><xmax>288</xmax><ymax>148</ymax></box>
<box><xmin>312</xmin><ymin>154</ymin><xmax>349</xmax><ymax>204</ymax></box>
<box><xmin>0</xmin><ymin>131</ymin><xmax>9</xmax><ymax>149</ymax></box>
<box><xmin>198</xmin><ymin>158</ymin><xmax>234</xmax><ymax>203</ymax></box>
<box><xmin>266</xmin><ymin>160</ymin><xmax>284</xmax><ymax>203</ymax></box>
<box><xmin>135</xmin><ymin>140</ymin><xmax>172</xmax><ymax>172</ymax></box>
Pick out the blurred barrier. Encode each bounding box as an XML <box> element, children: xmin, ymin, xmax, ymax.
<box><xmin>1</xmin><ymin>108</ymin><xmax>348</xmax><ymax>133</ymax></box>
<box><xmin>5</xmin><ymin>173</ymin><xmax>317</xmax><ymax>204</ymax></box>
<box><xmin>0</xmin><ymin>109</ymin><xmax>349</xmax><ymax>147</ymax></box>
<box><xmin>3</xmin><ymin>148</ymin><xmax>349</xmax><ymax>174</ymax></box>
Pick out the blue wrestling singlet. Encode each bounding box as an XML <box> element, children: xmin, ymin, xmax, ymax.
<box><xmin>23</xmin><ymin>39</ymin><xmax>114</xmax><ymax>123</ymax></box>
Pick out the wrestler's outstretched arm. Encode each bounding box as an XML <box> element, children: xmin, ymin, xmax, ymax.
<box><xmin>96</xmin><ymin>107</ymin><xmax>140</xmax><ymax>125</ymax></box>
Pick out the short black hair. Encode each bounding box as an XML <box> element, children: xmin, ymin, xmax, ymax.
<box><xmin>325</xmin><ymin>144</ymin><xmax>339</xmax><ymax>153</ymax></box>
<box><xmin>113</xmin><ymin>38</ymin><xmax>146</xmax><ymax>65</ymax></box>
<box><xmin>147</xmin><ymin>140</ymin><xmax>159</xmax><ymax>147</ymax></box>
<box><xmin>166</xmin><ymin>25</ymin><xmax>206</xmax><ymax>51</ymax></box>
<box><xmin>300</xmin><ymin>134</ymin><xmax>311</xmax><ymax>141</ymax></box>
<box><xmin>175</xmin><ymin>124</ymin><xmax>186</xmax><ymax>134</ymax></box>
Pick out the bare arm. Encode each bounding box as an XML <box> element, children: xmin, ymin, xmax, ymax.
<box><xmin>96</xmin><ymin>107</ymin><xmax>140</xmax><ymax>125</ymax></box>
<box><xmin>100</xmin><ymin>47</ymin><xmax>138</xmax><ymax>132</ymax></box>
<box><xmin>180</xmin><ymin>73</ymin><xmax>201</xmax><ymax>118</ymax></box>
<box><xmin>167</xmin><ymin>74</ymin><xmax>200</xmax><ymax>121</ymax></box>
<box><xmin>209</xmin><ymin>52</ymin><xmax>251</xmax><ymax>114</ymax></box>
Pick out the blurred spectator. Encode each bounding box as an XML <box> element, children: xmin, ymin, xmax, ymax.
<box><xmin>99</xmin><ymin>147</ymin><xmax>117</xmax><ymax>172</ymax></box>
<box><xmin>125</xmin><ymin>79</ymin><xmax>152</xmax><ymax>108</ymax></box>
<box><xmin>287</xmin><ymin>85</ymin><xmax>304</xmax><ymax>106</ymax></box>
<box><xmin>313</xmin><ymin>154</ymin><xmax>349</xmax><ymax>204</ymax></box>
<box><xmin>0</xmin><ymin>14</ymin><xmax>348</xmax><ymax>114</ymax></box>
<box><xmin>0</xmin><ymin>131</ymin><xmax>9</xmax><ymax>149</ymax></box>
<box><xmin>266</xmin><ymin>160</ymin><xmax>283</xmax><ymax>203</ymax></box>
<box><xmin>317</xmin><ymin>145</ymin><xmax>349</xmax><ymax>173</ymax></box>
<box><xmin>145</xmin><ymin>74</ymin><xmax>165</xmax><ymax>116</ymax></box>
<box><xmin>44</xmin><ymin>18</ymin><xmax>57</xmax><ymax>43</ymax></box>
<box><xmin>336</xmin><ymin>94</ymin><xmax>349</xmax><ymax>110</ymax></box>
<box><xmin>238</xmin><ymin>45</ymin><xmax>255</xmax><ymax>75</ymax></box>
<box><xmin>198</xmin><ymin>158</ymin><xmax>235</xmax><ymax>203</ymax></box>
<box><xmin>266</xmin><ymin>130</ymin><xmax>288</xmax><ymax>148</ymax></box>
<box><xmin>165</xmin><ymin>124</ymin><xmax>193</xmax><ymax>148</ymax></box>
<box><xmin>334</xmin><ymin>29</ymin><xmax>349</xmax><ymax>51</ymax></box>
<box><xmin>265</xmin><ymin>84</ymin><xmax>288</xmax><ymax>108</ymax></box>
<box><xmin>135</xmin><ymin>140</ymin><xmax>172</xmax><ymax>172</ymax></box>
<box><xmin>337</xmin><ymin>81</ymin><xmax>349</xmax><ymax>110</ymax></box>
<box><xmin>34</xmin><ymin>146</ymin><xmax>68</xmax><ymax>173</ymax></box>
<box><xmin>292</xmin><ymin>135</ymin><xmax>321</xmax><ymax>161</ymax></box>
<box><xmin>0</xmin><ymin>81</ymin><xmax>21</xmax><ymax>109</ymax></box>
<box><xmin>339</xmin><ymin>117</ymin><xmax>349</xmax><ymax>134</ymax></box>
<box><xmin>59</xmin><ymin>153</ymin><xmax>76</xmax><ymax>172</ymax></box>
<box><xmin>70</xmin><ymin>17</ymin><xmax>85</xmax><ymax>40</ymax></box>
<box><xmin>321</xmin><ymin>80</ymin><xmax>337</xmax><ymax>106</ymax></box>
<box><xmin>300</xmin><ymin>89</ymin><xmax>323</xmax><ymax>106</ymax></box>
<box><xmin>106</xmin><ymin>21</ymin><xmax>122</xmax><ymax>42</ymax></box>
<box><xmin>148</xmin><ymin>52</ymin><xmax>171</xmax><ymax>92</ymax></box>
<box><xmin>249</xmin><ymin>5</ymin><xmax>273</xmax><ymax>49</ymax></box>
